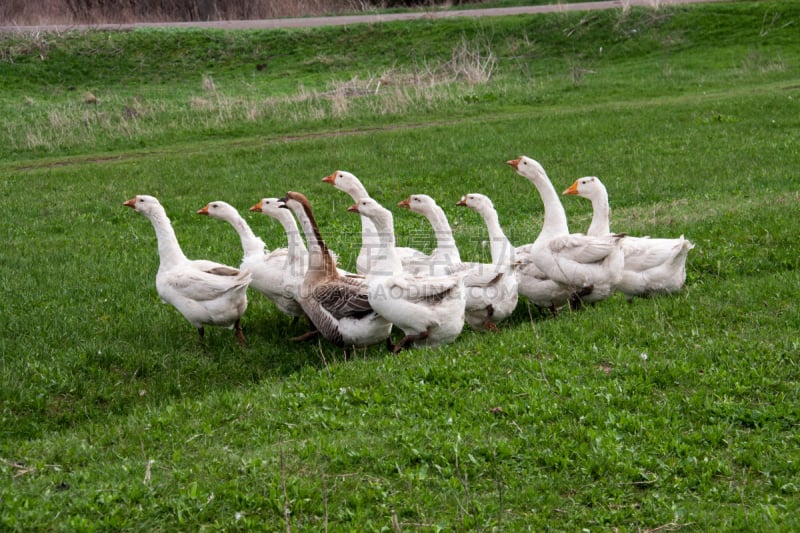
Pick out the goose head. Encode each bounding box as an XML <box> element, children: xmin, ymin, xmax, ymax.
<box><xmin>196</xmin><ymin>200</ymin><xmax>238</xmax><ymax>220</ymax></box>
<box><xmin>322</xmin><ymin>170</ymin><xmax>368</xmax><ymax>198</ymax></box>
<box><xmin>506</xmin><ymin>155</ymin><xmax>547</xmax><ymax>184</ymax></box>
<box><xmin>398</xmin><ymin>194</ymin><xmax>439</xmax><ymax>215</ymax></box>
<box><xmin>348</xmin><ymin>197</ymin><xmax>392</xmax><ymax>226</ymax></box>
<box><xmin>455</xmin><ymin>193</ymin><xmax>494</xmax><ymax>212</ymax></box>
<box><xmin>563</xmin><ymin>176</ymin><xmax>604</xmax><ymax>200</ymax></box>
<box><xmin>277</xmin><ymin>191</ymin><xmax>311</xmax><ymax>216</ymax></box>
<box><xmin>123</xmin><ymin>194</ymin><xmax>165</xmax><ymax>217</ymax></box>
<box><xmin>249</xmin><ymin>197</ymin><xmax>285</xmax><ymax>217</ymax></box>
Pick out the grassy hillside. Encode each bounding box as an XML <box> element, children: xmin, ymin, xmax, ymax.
<box><xmin>1</xmin><ymin>1</ymin><xmax>796</xmax><ymax>160</ymax></box>
<box><xmin>1</xmin><ymin>1</ymin><xmax>799</xmax><ymax>531</ymax></box>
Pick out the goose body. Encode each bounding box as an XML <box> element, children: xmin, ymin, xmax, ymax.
<box><xmin>322</xmin><ymin>170</ymin><xmax>424</xmax><ymax>274</ymax></box>
<box><xmin>398</xmin><ymin>194</ymin><xmax>462</xmax><ymax>276</ymax></box>
<box><xmin>198</xmin><ymin>200</ymin><xmax>303</xmax><ymax>318</ymax></box>
<box><xmin>124</xmin><ymin>195</ymin><xmax>250</xmax><ymax>343</ymax></box>
<box><xmin>455</xmin><ymin>193</ymin><xmax>519</xmax><ymax>330</ymax></box>
<box><xmin>507</xmin><ymin>156</ymin><xmax>625</xmax><ymax>308</ymax></box>
<box><xmin>349</xmin><ymin>197</ymin><xmax>466</xmax><ymax>352</ymax></box>
<box><xmin>563</xmin><ymin>176</ymin><xmax>694</xmax><ymax>298</ymax></box>
<box><xmin>512</xmin><ymin>257</ymin><xmax>571</xmax><ymax>313</ymax></box>
<box><xmin>280</xmin><ymin>192</ymin><xmax>391</xmax><ymax>350</ymax></box>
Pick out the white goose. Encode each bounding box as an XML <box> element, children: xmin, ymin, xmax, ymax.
<box><xmin>322</xmin><ymin>170</ymin><xmax>423</xmax><ymax>274</ymax></box>
<box><xmin>280</xmin><ymin>192</ymin><xmax>392</xmax><ymax>353</ymax></box>
<box><xmin>399</xmin><ymin>193</ymin><xmax>516</xmax><ymax>330</ymax></box>
<box><xmin>455</xmin><ymin>193</ymin><xmax>520</xmax><ymax>330</ymax></box>
<box><xmin>397</xmin><ymin>194</ymin><xmax>462</xmax><ymax>275</ymax></box>
<box><xmin>348</xmin><ymin>197</ymin><xmax>466</xmax><ymax>352</ymax></box>
<box><xmin>563</xmin><ymin>176</ymin><xmax>694</xmax><ymax>298</ymax></box>
<box><xmin>248</xmin><ymin>197</ymin><xmax>309</xmax><ymax>312</ymax></box>
<box><xmin>507</xmin><ymin>156</ymin><xmax>625</xmax><ymax>308</ymax></box>
<box><xmin>197</xmin><ymin>200</ymin><xmax>303</xmax><ymax>318</ymax></box>
<box><xmin>123</xmin><ymin>195</ymin><xmax>250</xmax><ymax>344</ymax></box>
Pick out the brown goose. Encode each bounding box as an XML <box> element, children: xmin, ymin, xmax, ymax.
<box><xmin>278</xmin><ymin>192</ymin><xmax>392</xmax><ymax>353</ymax></box>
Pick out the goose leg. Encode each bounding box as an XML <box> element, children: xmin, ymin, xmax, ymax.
<box><xmin>290</xmin><ymin>329</ymin><xmax>319</xmax><ymax>342</ymax></box>
<box><xmin>569</xmin><ymin>285</ymin><xmax>593</xmax><ymax>311</ymax></box>
<box><xmin>483</xmin><ymin>304</ymin><xmax>498</xmax><ymax>332</ymax></box>
<box><xmin>234</xmin><ymin>319</ymin><xmax>247</xmax><ymax>346</ymax></box>
<box><xmin>290</xmin><ymin>314</ymin><xmax>319</xmax><ymax>342</ymax></box>
<box><xmin>197</xmin><ymin>326</ymin><xmax>205</xmax><ymax>339</ymax></box>
<box><xmin>392</xmin><ymin>330</ymin><xmax>430</xmax><ymax>354</ymax></box>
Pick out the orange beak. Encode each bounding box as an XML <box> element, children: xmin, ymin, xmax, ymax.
<box><xmin>455</xmin><ymin>197</ymin><xmax>467</xmax><ymax>207</ymax></box>
<box><xmin>563</xmin><ymin>181</ymin><xmax>580</xmax><ymax>195</ymax></box>
<box><xmin>322</xmin><ymin>172</ymin><xmax>337</xmax><ymax>185</ymax></box>
<box><xmin>249</xmin><ymin>200</ymin><xmax>263</xmax><ymax>212</ymax></box>
<box><xmin>347</xmin><ymin>203</ymin><xmax>359</xmax><ymax>213</ymax></box>
<box><xmin>506</xmin><ymin>158</ymin><xmax>520</xmax><ymax>170</ymax></box>
<box><xmin>123</xmin><ymin>198</ymin><xmax>136</xmax><ymax>208</ymax></box>
<box><xmin>397</xmin><ymin>198</ymin><xmax>411</xmax><ymax>209</ymax></box>
<box><xmin>197</xmin><ymin>204</ymin><xmax>210</xmax><ymax>215</ymax></box>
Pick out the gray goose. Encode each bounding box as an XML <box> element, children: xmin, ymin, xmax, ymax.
<box><xmin>278</xmin><ymin>192</ymin><xmax>392</xmax><ymax>354</ymax></box>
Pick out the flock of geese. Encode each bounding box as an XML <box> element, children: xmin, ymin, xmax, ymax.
<box><xmin>124</xmin><ymin>155</ymin><xmax>694</xmax><ymax>354</ymax></box>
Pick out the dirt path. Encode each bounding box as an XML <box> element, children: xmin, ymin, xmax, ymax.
<box><xmin>1</xmin><ymin>0</ymin><xmax>729</xmax><ymax>32</ymax></box>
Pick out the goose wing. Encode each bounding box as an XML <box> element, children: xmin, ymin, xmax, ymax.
<box><xmin>548</xmin><ymin>234</ymin><xmax>622</xmax><ymax>264</ymax></box>
<box><xmin>264</xmin><ymin>248</ymin><xmax>289</xmax><ymax>262</ymax></box>
<box><xmin>622</xmin><ymin>237</ymin><xmax>688</xmax><ymax>270</ymax></box>
<box><xmin>447</xmin><ymin>262</ymin><xmax>503</xmax><ymax>287</ymax></box>
<box><xmin>389</xmin><ymin>273</ymin><xmax>460</xmax><ymax>303</ymax></box>
<box><xmin>313</xmin><ymin>279</ymin><xmax>374</xmax><ymax>320</ymax></box>
<box><xmin>163</xmin><ymin>267</ymin><xmax>250</xmax><ymax>301</ymax></box>
<box><xmin>189</xmin><ymin>259</ymin><xmax>242</xmax><ymax>276</ymax></box>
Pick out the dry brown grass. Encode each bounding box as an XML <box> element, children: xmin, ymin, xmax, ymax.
<box><xmin>0</xmin><ymin>30</ymin><xmax>55</xmax><ymax>61</ymax></box>
<box><xmin>5</xmin><ymin>36</ymin><xmax>496</xmax><ymax>153</ymax></box>
<box><xmin>0</xmin><ymin>0</ymin><xmax>464</xmax><ymax>25</ymax></box>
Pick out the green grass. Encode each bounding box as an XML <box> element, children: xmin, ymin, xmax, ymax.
<box><xmin>2</xmin><ymin>1</ymin><xmax>800</xmax><ymax>530</ymax></box>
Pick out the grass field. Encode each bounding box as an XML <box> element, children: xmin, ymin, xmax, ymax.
<box><xmin>1</xmin><ymin>1</ymin><xmax>799</xmax><ymax>531</ymax></box>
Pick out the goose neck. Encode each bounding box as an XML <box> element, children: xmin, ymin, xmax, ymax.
<box><xmin>227</xmin><ymin>211</ymin><xmax>266</xmax><ymax>257</ymax></box>
<box><xmin>369</xmin><ymin>212</ymin><xmax>402</xmax><ymax>274</ymax></box>
<box><xmin>148</xmin><ymin>209</ymin><xmax>188</xmax><ymax>267</ymax></box>
<box><xmin>276</xmin><ymin>210</ymin><xmax>308</xmax><ymax>260</ymax></box>
<box><xmin>292</xmin><ymin>203</ymin><xmax>337</xmax><ymax>276</ymax></box>
<box><xmin>528</xmin><ymin>170</ymin><xmax>569</xmax><ymax>238</ymax></box>
<box><xmin>587</xmin><ymin>188</ymin><xmax>611</xmax><ymax>237</ymax></box>
<box><xmin>477</xmin><ymin>206</ymin><xmax>513</xmax><ymax>265</ymax></box>
<box><xmin>341</xmin><ymin>181</ymin><xmax>370</xmax><ymax>202</ymax></box>
<box><xmin>424</xmin><ymin>205</ymin><xmax>458</xmax><ymax>252</ymax></box>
